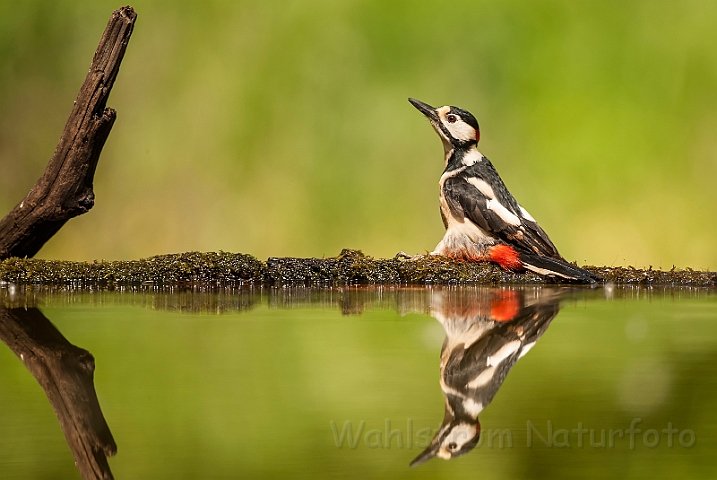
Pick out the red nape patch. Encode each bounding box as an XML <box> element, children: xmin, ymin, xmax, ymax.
<box><xmin>490</xmin><ymin>290</ymin><xmax>521</xmax><ymax>322</ymax></box>
<box><xmin>488</xmin><ymin>244</ymin><xmax>522</xmax><ymax>271</ymax></box>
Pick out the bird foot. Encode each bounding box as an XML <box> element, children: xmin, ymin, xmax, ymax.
<box><xmin>395</xmin><ymin>251</ymin><xmax>433</xmax><ymax>261</ymax></box>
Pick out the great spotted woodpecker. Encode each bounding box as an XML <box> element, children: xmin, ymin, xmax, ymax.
<box><xmin>408</xmin><ymin>98</ymin><xmax>599</xmax><ymax>283</ymax></box>
<box><xmin>409</xmin><ymin>287</ymin><xmax>563</xmax><ymax>466</ymax></box>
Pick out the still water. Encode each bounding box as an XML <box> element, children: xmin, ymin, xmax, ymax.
<box><xmin>1</xmin><ymin>285</ymin><xmax>715</xmax><ymax>479</ymax></box>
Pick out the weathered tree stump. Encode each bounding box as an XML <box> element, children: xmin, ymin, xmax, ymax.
<box><xmin>0</xmin><ymin>6</ymin><xmax>136</xmax><ymax>260</ymax></box>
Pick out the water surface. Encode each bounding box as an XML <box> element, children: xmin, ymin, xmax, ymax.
<box><xmin>1</xmin><ymin>285</ymin><xmax>715</xmax><ymax>479</ymax></box>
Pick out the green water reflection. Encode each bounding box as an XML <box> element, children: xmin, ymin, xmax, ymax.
<box><xmin>1</xmin><ymin>286</ymin><xmax>716</xmax><ymax>479</ymax></box>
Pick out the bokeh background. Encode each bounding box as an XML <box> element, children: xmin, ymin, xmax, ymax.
<box><xmin>1</xmin><ymin>0</ymin><xmax>716</xmax><ymax>268</ymax></box>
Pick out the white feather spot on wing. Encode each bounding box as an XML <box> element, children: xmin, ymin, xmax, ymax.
<box><xmin>518</xmin><ymin>342</ymin><xmax>536</xmax><ymax>359</ymax></box>
<box><xmin>486</xmin><ymin>340</ymin><xmax>521</xmax><ymax>366</ymax></box>
<box><xmin>486</xmin><ymin>199</ymin><xmax>521</xmax><ymax>226</ymax></box>
<box><xmin>519</xmin><ymin>206</ymin><xmax>536</xmax><ymax>222</ymax></box>
<box><xmin>466</xmin><ymin>177</ymin><xmax>495</xmax><ymax>198</ymax></box>
<box><xmin>467</xmin><ymin>366</ymin><xmax>496</xmax><ymax>389</ymax></box>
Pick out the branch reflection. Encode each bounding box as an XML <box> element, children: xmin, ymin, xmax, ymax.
<box><xmin>0</xmin><ymin>304</ymin><xmax>115</xmax><ymax>480</ymax></box>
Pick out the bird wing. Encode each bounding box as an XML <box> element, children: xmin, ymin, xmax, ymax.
<box><xmin>442</xmin><ymin>175</ymin><xmax>561</xmax><ymax>258</ymax></box>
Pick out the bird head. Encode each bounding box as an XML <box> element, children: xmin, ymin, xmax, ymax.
<box><xmin>409</xmin><ymin>98</ymin><xmax>480</xmax><ymax>151</ymax></box>
<box><xmin>410</xmin><ymin>416</ymin><xmax>481</xmax><ymax>467</ymax></box>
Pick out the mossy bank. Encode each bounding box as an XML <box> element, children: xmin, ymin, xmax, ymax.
<box><xmin>0</xmin><ymin>249</ymin><xmax>715</xmax><ymax>287</ymax></box>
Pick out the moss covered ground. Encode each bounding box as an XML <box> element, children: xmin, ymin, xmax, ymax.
<box><xmin>0</xmin><ymin>249</ymin><xmax>715</xmax><ymax>287</ymax></box>
<box><xmin>0</xmin><ymin>250</ymin><xmax>717</xmax><ymax>287</ymax></box>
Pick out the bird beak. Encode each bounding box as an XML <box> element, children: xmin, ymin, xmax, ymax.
<box><xmin>409</xmin><ymin>444</ymin><xmax>439</xmax><ymax>467</ymax></box>
<box><xmin>409</xmin><ymin>98</ymin><xmax>439</xmax><ymax>122</ymax></box>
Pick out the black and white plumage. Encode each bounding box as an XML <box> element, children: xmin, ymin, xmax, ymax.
<box><xmin>409</xmin><ymin>98</ymin><xmax>599</xmax><ymax>283</ymax></box>
<box><xmin>410</xmin><ymin>288</ymin><xmax>563</xmax><ymax>466</ymax></box>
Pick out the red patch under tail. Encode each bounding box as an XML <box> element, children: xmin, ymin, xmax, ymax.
<box><xmin>488</xmin><ymin>244</ymin><xmax>523</xmax><ymax>271</ymax></box>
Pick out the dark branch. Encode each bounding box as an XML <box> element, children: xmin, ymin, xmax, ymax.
<box><xmin>0</xmin><ymin>307</ymin><xmax>116</xmax><ymax>480</ymax></box>
<box><xmin>0</xmin><ymin>6</ymin><xmax>137</xmax><ymax>260</ymax></box>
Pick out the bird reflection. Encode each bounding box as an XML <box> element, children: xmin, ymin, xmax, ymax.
<box><xmin>410</xmin><ymin>287</ymin><xmax>566</xmax><ymax>466</ymax></box>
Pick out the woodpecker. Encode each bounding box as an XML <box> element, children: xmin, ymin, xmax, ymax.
<box><xmin>408</xmin><ymin>98</ymin><xmax>600</xmax><ymax>283</ymax></box>
<box><xmin>410</xmin><ymin>287</ymin><xmax>563</xmax><ymax>466</ymax></box>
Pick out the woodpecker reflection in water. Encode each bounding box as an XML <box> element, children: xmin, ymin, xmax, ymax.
<box><xmin>410</xmin><ymin>288</ymin><xmax>565</xmax><ymax>466</ymax></box>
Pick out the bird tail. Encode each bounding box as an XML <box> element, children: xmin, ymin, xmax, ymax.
<box><xmin>519</xmin><ymin>253</ymin><xmax>601</xmax><ymax>284</ymax></box>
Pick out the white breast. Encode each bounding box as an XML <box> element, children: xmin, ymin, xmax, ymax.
<box><xmin>435</xmin><ymin>185</ymin><xmax>495</xmax><ymax>257</ymax></box>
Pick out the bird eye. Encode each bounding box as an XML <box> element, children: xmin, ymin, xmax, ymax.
<box><xmin>448</xmin><ymin>442</ymin><xmax>458</xmax><ymax>450</ymax></box>
<box><xmin>446</xmin><ymin>114</ymin><xmax>458</xmax><ymax>124</ymax></box>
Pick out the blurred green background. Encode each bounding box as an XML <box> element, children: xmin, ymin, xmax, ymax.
<box><xmin>1</xmin><ymin>0</ymin><xmax>716</xmax><ymax>268</ymax></box>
